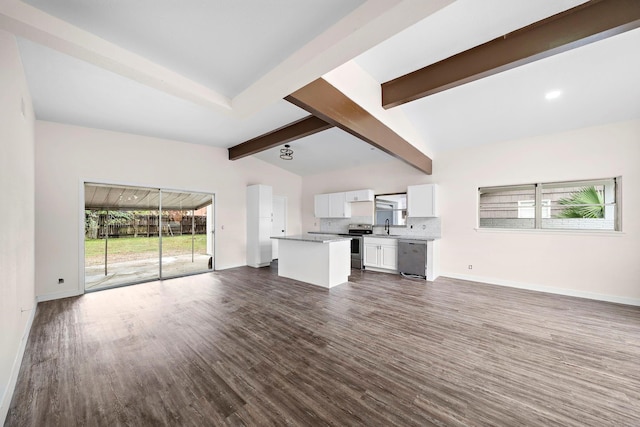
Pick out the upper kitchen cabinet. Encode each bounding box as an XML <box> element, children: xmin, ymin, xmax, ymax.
<box><xmin>314</xmin><ymin>192</ymin><xmax>352</xmax><ymax>218</ymax></box>
<box><xmin>314</xmin><ymin>193</ymin><xmax>330</xmax><ymax>218</ymax></box>
<box><xmin>329</xmin><ymin>192</ymin><xmax>351</xmax><ymax>218</ymax></box>
<box><xmin>345</xmin><ymin>189</ymin><xmax>374</xmax><ymax>202</ymax></box>
<box><xmin>408</xmin><ymin>184</ymin><xmax>438</xmax><ymax>217</ymax></box>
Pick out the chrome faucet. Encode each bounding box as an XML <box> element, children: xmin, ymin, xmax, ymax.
<box><xmin>385</xmin><ymin>218</ymin><xmax>390</xmax><ymax>235</ymax></box>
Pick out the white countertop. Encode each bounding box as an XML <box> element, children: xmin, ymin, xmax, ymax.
<box><xmin>272</xmin><ymin>234</ymin><xmax>352</xmax><ymax>243</ymax></box>
<box><xmin>366</xmin><ymin>234</ymin><xmax>435</xmax><ymax>241</ymax></box>
<box><xmin>307</xmin><ymin>231</ymin><xmax>435</xmax><ymax>241</ymax></box>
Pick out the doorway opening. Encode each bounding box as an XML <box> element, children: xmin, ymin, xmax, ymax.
<box><xmin>84</xmin><ymin>183</ymin><xmax>214</xmax><ymax>292</ymax></box>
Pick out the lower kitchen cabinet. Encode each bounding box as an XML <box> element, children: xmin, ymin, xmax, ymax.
<box><xmin>379</xmin><ymin>244</ymin><xmax>398</xmax><ymax>270</ymax></box>
<box><xmin>363</xmin><ymin>237</ymin><xmax>397</xmax><ymax>271</ymax></box>
<box><xmin>363</xmin><ymin>242</ymin><xmax>379</xmax><ymax>266</ymax></box>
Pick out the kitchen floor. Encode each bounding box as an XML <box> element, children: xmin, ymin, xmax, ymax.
<box><xmin>6</xmin><ymin>267</ymin><xmax>640</xmax><ymax>426</ymax></box>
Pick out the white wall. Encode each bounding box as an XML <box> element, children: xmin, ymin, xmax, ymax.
<box><xmin>35</xmin><ymin>121</ymin><xmax>302</xmax><ymax>300</ymax></box>
<box><xmin>436</xmin><ymin>119</ymin><xmax>640</xmax><ymax>304</ymax></box>
<box><xmin>302</xmin><ymin>119</ymin><xmax>640</xmax><ymax>304</ymax></box>
<box><xmin>0</xmin><ymin>30</ymin><xmax>36</xmax><ymax>422</ymax></box>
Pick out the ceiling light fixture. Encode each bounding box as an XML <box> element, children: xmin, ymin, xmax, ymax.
<box><xmin>545</xmin><ymin>90</ymin><xmax>562</xmax><ymax>100</ymax></box>
<box><xmin>280</xmin><ymin>144</ymin><xmax>293</xmax><ymax>160</ymax></box>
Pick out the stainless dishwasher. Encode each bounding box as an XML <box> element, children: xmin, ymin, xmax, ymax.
<box><xmin>398</xmin><ymin>239</ymin><xmax>427</xmax><ymax>278</ymax></box>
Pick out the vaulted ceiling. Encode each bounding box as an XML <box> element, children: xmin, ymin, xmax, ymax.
<box><xmin>3</xmin><ymin>0</ymin><xmax>640</xmax><ymax>176</ymax></box>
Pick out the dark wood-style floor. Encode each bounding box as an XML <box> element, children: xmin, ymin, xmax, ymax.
<box><xmin>6</xmin><ymin>265</ymin><xmax>640</xmax><ymax>426</ymax></box>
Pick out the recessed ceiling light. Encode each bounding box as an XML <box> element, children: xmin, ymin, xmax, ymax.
<box><xmin>545</xmin><ymin>90</ymin><xmax>562</xmax><ymax>100</ymax></box>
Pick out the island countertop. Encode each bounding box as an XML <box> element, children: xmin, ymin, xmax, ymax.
<box><xmin>271</xmin><ymin>234</ymin><xmax>352</xmax><ymax>243</ymax></box>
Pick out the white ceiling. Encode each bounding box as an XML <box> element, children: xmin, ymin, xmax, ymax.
<box><xmin>253</xmin><ymin>128</ymin><xmax>395</xmax><ymax>176</ymax></box>
<box><xmin>23</xmin><ymin>0</ymin><xmax>366</xmax><ymax>98</ymax></box>
<box><xmin>398</xmin><ymin>27</ymin><xmax>640</xmax><ymax>154</ymax></box>
<box><xmin>8</xmin><ymin>0</ymin><xmax>640</xmax><ymax>176</ymax></box>
<box><xmin>17</xmin><ymin>37</ymin><xmax>309</xmax><ymax>146</ymax></box>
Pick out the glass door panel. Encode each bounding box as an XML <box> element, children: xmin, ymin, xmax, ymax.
<box><xmin>84</xmin><ymin>184</ymin><xmax>160</xmax><ymax>291</ymax></box>
<box><xmin>160</xmin><ymin>190</ymin><xmax>213</xmax><ymax>279</ymax></box>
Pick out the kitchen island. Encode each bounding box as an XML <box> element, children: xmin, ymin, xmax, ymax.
<box><xmin>271</xmin><ymin>234</ymin><xmax>352</xmax><ymax>288</ymax></box>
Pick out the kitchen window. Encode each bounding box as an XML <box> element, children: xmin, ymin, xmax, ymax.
<box><xmin>479</xmin><ymin>177</ymin><xmax>620</xmax><ymax>231</ymax></box>
<box><xmin>374</xmin><ymin>193</ymin><xmax>407</xmax><ymax>226</ymax></box>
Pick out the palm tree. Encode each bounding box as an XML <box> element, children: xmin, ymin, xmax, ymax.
<box><xmin>556</xmin><ymin>186</ymin><xmax>604</xmax><ymax>218</ymax></box>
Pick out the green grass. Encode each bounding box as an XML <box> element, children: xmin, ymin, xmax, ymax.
<box><xmin>85</xmin><ymin>234</ymin><xmax>207</xmax><ymax>265</ymax></box>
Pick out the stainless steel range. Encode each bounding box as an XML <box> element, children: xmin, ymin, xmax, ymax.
<box><xmin>344</xmin><ymin>224</ymin><xmax>372</xmax><ymax>269</ymax></box>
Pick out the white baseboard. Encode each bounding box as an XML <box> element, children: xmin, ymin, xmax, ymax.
<box><xmin>216</xmin><ymin>263</ymin><xmax>247</xmax><ymax>271</ymax></box>
<box><xmin>37</xmin><ymin>288</ymin><xmax>83</xmax><ymax>303</ymax></box>
<box><xmin>364</xmin><ymin>266</ymin><xmax>398</xmax><ymax>274</ymax></box>
<box><xmin>441</xmin><ymin>272</ymin><xmax>640</xmax><ymax>306</ymax></box>
<box><xmin>1</xmin><ymin>299</ymin><xmax>37</xmax><ymax>425</ymax></box>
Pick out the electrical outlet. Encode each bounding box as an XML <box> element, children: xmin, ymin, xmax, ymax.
<box><xmin>468</xmin><ymin>265</ymin><xmax>473</xmax><ymax>270</ymax></box>
<box><xmin>58</xmin><ymin>278</ymin><xmax>64</xmax><ymax>284</ymax></box>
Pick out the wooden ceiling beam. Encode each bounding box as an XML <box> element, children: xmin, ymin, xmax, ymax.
<box><xmin>381</xmin><ymin>0</ymin><xmax>640</xmax><ymax>109</ymax></box>
<box><xmin>228</xmin><ymin>115</ymin><xmax>333</xmax><ymax>160</ymax></box>
<box><xmin>286</xmin><ymin>78</ymin><xmax>432</xmax><ymax>174</ymax></box>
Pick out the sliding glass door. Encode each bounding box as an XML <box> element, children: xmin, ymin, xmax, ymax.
<box><xmin>84</xmin><ymin>183</ymin><xmax>214</xmax><ymax>292</ymax></box>
<box><xmin>160</xmin><ymin>190</ymin><xmax>213</xmax><ymax>279</ymax></box>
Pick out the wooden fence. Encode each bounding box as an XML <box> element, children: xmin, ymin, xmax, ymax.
<box><xmin>86</xmin><ymin>214</ymin><xmax>207</xmax><ymax>239</ymax></box>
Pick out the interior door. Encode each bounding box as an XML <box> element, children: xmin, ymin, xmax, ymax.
<box><xmin>272</xmin><ymin>196</ymin><xmax>287</xmax><ymax>259</ymax></box>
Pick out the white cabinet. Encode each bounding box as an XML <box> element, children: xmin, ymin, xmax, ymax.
<box><xmin>329</xmin><ymin>192</ymin><xmax>351</xmax><ymax>218</ymax></box>
<box><xmin>247</xmin><ymin>184</ymin><xmax>273</xmax><ymax>268</ymax></box>
<box><xmin>314</xmin><ymin>193</ymin><xmax>330</xmax><ymax>218</ymax></box>
<box><xmin>408</xmin><ymin>184</ymin><xmax>438</xmax><ymax>217</ymax></box>
<box><xmin>346</xmin><ymin>189</ymin><xmax>374</xmax><ymax>202</ymax></box>
<box><xmin>380</xmin><ymin>244</ymin><xmax>398</xmax><ymax>270</ymax></box>
<box><xmin>363</xmin><ymin>237</ymin><xmax>397</xmax><ymax>271</ymax></box>
<box><xmin>363</xmin><ymin>242</ymin><xmax>379</xmax><ymax>266</ymax></box>
<box><xmin>314</xmin><ymin>192</ymin><xmax>351</xmax><ymax>218</ymax></box>
<box><xmin>314</xmin><ymin>189</ymin><xmax>373</xmax><ymax>218</ymax></box>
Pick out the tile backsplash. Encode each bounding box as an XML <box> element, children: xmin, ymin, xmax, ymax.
<box><xmin>319</xmin><ymin>216</ymin><xmax>371</xmax><ymax>234</ymax></box>
<box><xmin>377</xmin><ymin>217</ymin><xmax>441</xmax><ymax>239</ymax></box>
<box><xmin>319</xmin><ymin>216</ymin><xmax>441</xmax><ymax>239</ymax></box>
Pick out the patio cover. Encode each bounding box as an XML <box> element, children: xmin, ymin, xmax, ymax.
<box><xmin>85</xmin><ymin>184</ymin><xmax>212</xmax><ymax>211</ymax></box>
